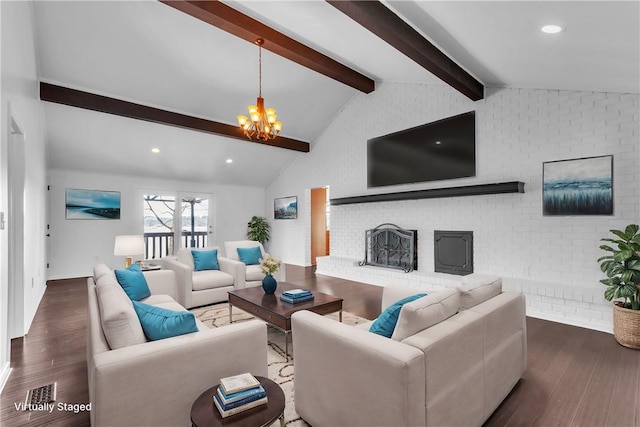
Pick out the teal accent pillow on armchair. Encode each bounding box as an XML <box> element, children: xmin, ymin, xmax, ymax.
<box><xmin>369</xmin><ymin>293</ymin><xmax>427</xmax><ymax>338</ymax></box>
<box><xmin>114</xmin><ymin>264</ymin><xmax>151</xmax><ymax>301</ymax></box>
<box><xmin>192</xmin><ymin>249</ymin><xmax>219</xmax><ymax>271</ymax></box>
<box><xmin>132</xmin><ymin>301</ymin><xmax>198</xmax><ymax>341</ymax></box>
<box><xmin>237</xmin><ymin>246</ymin><xmax>262</xmax><ymax>265</ymax></box>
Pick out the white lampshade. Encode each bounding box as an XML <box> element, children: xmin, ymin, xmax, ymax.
<box><xmin>114</xmin><ymin>235</ymin><xmax>145</xmax><ymax>267</ymax></box>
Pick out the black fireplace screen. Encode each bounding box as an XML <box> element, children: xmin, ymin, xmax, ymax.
<box><xmin>359</xmin><ymin>223</ymin><xmax>417</xmax><ymax>273</ymax></box>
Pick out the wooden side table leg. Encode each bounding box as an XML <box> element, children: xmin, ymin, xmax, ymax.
<box><xmin>339</xmin><ymin>309</ymin><xmax>343</xmax><ymax>322</ymax></box>
<box><xmin>228</xmin><ymin>303</ymin><xmax>233</xmax><ymax>323</ymax></box>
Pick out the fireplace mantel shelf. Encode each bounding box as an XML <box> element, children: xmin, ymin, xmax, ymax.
<box><xmin>330</xmin><ymin>181</ymin><xmax>525</xmax><ymax>206</ymax></box>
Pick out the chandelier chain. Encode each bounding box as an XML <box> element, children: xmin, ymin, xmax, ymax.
<box><xmin>258</xmin><ymin>43</ymin><xmax>262</xmax><ymax>98</ymax></box>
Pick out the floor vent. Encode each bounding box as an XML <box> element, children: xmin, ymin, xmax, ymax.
<box><xmin>25</xmin><ymin>383</ymin><xmax>57</xmax><ymax>407</ymax></box>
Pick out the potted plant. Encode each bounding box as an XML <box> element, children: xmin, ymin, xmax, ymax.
<box><xmin>598</xmin><ymin>224</ymin><xmax>640</xmax><ymax>349</ymax></box>
<box><xmin>247</xmin><ymin>216</ymin><xmax>270</xmax><ymax>245</ymax></box>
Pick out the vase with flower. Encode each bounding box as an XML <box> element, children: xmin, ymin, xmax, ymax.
<box><xmin>259</xmin><ymin>255</ymin><xmax>282</xmax><ymax>294</ymax></box>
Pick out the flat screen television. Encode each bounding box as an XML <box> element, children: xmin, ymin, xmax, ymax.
<box><xmin>367</xmin><ymin>111</ymin><xmax>476</xmax><ymax>188</ymax></box>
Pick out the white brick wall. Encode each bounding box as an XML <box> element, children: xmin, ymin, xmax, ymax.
<box><xmin>267</xmin><ymin>82</ymin><xmax>640</xmax><ymax>333</ymax></box>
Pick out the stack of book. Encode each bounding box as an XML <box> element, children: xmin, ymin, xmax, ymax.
<box><xmin>213</xmin><ymin>373</ymin><xmax>267</xmax><ymax>418</ymax></box>
<box><xmin>280</xmin><ymin>289</ymin><xmax>314</xmax><ymax>304</ymax></box>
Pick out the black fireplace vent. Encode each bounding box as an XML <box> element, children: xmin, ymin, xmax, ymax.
<box><xmin>359</xmin><ymin>223</ymin><xmax>417</xmax><ymax>273</ymax></box>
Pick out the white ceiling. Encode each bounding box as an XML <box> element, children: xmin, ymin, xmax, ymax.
<box><xmin>33</xmin><ymin>1</ymin><xmax>640</xmax><ymax>186</ymax></box>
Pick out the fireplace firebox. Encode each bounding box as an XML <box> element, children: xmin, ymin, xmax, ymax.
<box><xmin>434</xmin><ymin>230</ymin><xmax>473</xmax><ymax>275</ymax></box>
<box><xmin>360</xmin><ymin>223</ymin><xmax>417</xmax><ymax>273</ymax></box>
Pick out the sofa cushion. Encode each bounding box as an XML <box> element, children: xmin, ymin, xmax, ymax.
<box><xmin>114</xmin><ymin>264</ymin><xmax>151</xmax><ymax>301</ymax></box>
<box><xmin>93</xmin><ymin>263</ymin><xmax>113</xmax><ymax>282</ymax></box>
<box><xmin>192</xmin><ymin>249</ymin><xmax>219</xmax><ymax>271</ymax></box>
<box><xmin>369</xmin><ymin>293</ymin><xmax>427</xmax><ymax>338</ymax></box>
<box><xmin>237</xmin><ymin>247</ymin><xmax>262</xmax><ymax>265</ymax></box>
<box><xmin>391</xmin><ymin>288</ymin><xmax>460</xmax><ymax>342</ymax></box>
<box><xmin>132</xmin><ymin>301</ymin><xmax>198</xmax><ymax>341</ymax></box>
<box><xmin>458</xmin><ymin>274</ymin><xmax>502</xmax><ymax>310</ymax></box>
<box><xmin>192</xmin><ymin>270</ymin><xmax>234</xmax><ymax>291</ymax></box>
<box><xmin>140</xmin><ymin>294</ymin><xmax>176</xmax><ymax>305</ymax></box>
<box><xmin>246</xmin><ymin>264</ymin><xmax>265</xmax><ymax>282</ymax></box>
<box><xmin>95</xmin><ymin>276</ymin><xmax>147</xmax><ymax>350</ymax></box>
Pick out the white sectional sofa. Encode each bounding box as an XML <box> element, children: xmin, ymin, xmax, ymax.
<box><xmin>87</xmin><ymin>263</ymin><xmax>268</xmax><ymax>427</ymax></box>
<box><xmin>291</xmin><ymin>274</ymin><xmax>526</xmax><ymax>427</ymax></box>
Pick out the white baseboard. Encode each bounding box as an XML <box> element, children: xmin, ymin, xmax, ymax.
<box><xmin>47</xmin><ymin>273</ymin><xmax>88</xmax><ymax>281</ymax></box>
<box><xmin>526</xmin><ymin>309</ymin><xmax>613</xmax><ymax>334</ymax></box>
<box><xmin>0</xmin><ymin>363</ymin><xmax>11</xmax><ymax>394</ymax></box>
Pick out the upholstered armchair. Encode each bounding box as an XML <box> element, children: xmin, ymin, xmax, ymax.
<box><xmin>160</xmin><ymin>246</ymin><xmax>244</xmax><ymax>308</ymax></box>
<box><xmin>223</xmin><ymin>240</ymin><xmax>275</xmax><ymax>288</ymax></box>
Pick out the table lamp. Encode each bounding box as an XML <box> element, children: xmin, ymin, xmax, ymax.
<box><xmin>114</xmin><ymin>235</ymin><xmax>145</xmax><ymax>268</ymax></box>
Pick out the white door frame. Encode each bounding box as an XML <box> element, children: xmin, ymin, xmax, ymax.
<box><xmin>7</xmin><ymin>115</ymin><xmax>26</xmax><ymax>339</ymax></box>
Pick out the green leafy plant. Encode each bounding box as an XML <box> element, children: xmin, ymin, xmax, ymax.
<box><xmin>598</xmin><ymin>224</ymin><xmax>640</xmax><ymax>310</ymax></box>
<box><xmin>247</xmin><ymin>216</ymin><xmax>270</xmax><ymax>245</ymax></box>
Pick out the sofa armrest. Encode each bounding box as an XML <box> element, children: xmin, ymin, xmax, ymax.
<box><xmin>159</xmin><ymin>256</ymin><xmax>192</xmax><ymax>308</ymax></box>
<box><xmin>142</xmin><ymin>270</ymin><xmax>178</xmax><ymax>301</ymax></box>
<box><xmin>218</xmin><ymin>257</ymin><xmax>246</xmax><ymax>288</ymax></box>
<box><xmin>90</xmin><ymin>320</ymin><xmax>268</xmax><ymax>427</ymax></box>
<box><xmin>291</xmin><ymin>311</ymin><xmax>425</xmax><ymax>427</ymax></box>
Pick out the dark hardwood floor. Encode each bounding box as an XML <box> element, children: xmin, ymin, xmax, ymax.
<box><xmin>1</xmin><ymin>266</ymin><xmax>638</xmax><ymax>426</ymax></box>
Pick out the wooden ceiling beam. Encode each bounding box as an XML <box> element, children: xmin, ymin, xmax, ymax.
<box><xmin>39</xmin><ymin>82</ymin><xmax>310</xmax><ymax>153</ymax></box>
<box><xmin>160</xmin><ymin>0</ymin><xmax>375</xmax><ymax>94</ymax></box>
<box><xmin>326</xmin><ymin>1</ymin><xmax>484</xmax><ymax>101</ymax></box>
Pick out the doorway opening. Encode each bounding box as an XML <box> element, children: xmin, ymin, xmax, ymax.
<box><xmin>310</xmin><ymin>186</ymin><xmax>330</xmax><ymax>265</ymax></box>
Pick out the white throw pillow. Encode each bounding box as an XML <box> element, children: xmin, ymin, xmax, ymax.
<box><xmin>457</xmin><ymin>274</ymin><xmax>502</xmax><ymax>309</ymax></box>
<box><xmin>391</xmin><ymin>288</ymin><xmax>460</xmax><ymax>341</ymax></box>
<box><xmin>95</xmin><ymin>276</ymin><xmax>147</xmax><ymax>349</ymax></box>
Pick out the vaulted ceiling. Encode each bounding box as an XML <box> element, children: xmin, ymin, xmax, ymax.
<box><xmin>34</xmin><ymin>1</ymin><xmax>640</xmax><ymax>186</ymax></box>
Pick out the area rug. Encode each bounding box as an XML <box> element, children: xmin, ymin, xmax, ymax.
<box><xmin>191</xmin><ymin>303</ymin><xmax>369</xmax><ymax>426</ymax></box>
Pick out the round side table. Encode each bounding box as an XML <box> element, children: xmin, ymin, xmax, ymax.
<box><xmin>191</xmin><ymin>376</ymin><xmax>285</xmax><ymax>427</ymax></box>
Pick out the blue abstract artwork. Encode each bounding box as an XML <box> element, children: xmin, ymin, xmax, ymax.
<box><xmin>66</xmin><ymin>189</ymin><xmax>121</xmax><ymax>219</ymax></box>
<box><xmin>543</xmin><ymin>155</ymin><xmax>613</xmax><ymax>216</ymax></box>
<box><xmin>274</xmin><ymin>196</ymin><xmax>297</xmax><ymax>219</ymax></box>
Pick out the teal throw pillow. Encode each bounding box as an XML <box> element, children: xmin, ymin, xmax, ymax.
<box><xmin>192</xmin><ymin>249</ymin><xmax>219</xmax><ymax>271</ymax></box>
<box><xmin>132</xmin><ymin>301</ymin><xmax>198</xmax><ymax>341</ymax></box>
<box><xmin>369</xmin><ymin>293</ymin><xmax>427</xmax><ymax>338</ymax></box>
<box><xmin>237</xmin><ymin>246</ymin><xmax>262</xmax><ymax>265</ymax></box>
<box><xmin>114</xmin><ymin>264</ymin><xmax>151</xmax><ymax>301</ymax></box>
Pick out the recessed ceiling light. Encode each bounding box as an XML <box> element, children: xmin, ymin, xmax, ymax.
<box><xmin>226</xmin><ymin>159</ymin><xmax>233</xmax><ymax>164</ymax></box>
<box><xmin>541</xmin><ymin>25</ymin><xmax>563</xmax><ymax>34</ymax></box>
<box><xmin>151</xmin><ymin>148</ymin><xmax>160</xmax><ymax>154</ymax></box>
<box><xmin>435</xmin><ymin>141</ymin><xmax>442</xmax><ymax>145</ymax></box>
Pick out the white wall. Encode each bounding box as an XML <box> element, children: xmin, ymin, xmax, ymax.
<box><xmin>47</xmin><ymin>169</ymin><xmax>265</xmax><ymax>279</ymax></box>
<box><xmin>267</xmin><ymin>82</ymin><xmax>640</xmax><ymax>332</ymax></box>
<box><xmin>1</xmin><ymin>0</ymin><xmax>49</xmax><ymax>389</ymax></box>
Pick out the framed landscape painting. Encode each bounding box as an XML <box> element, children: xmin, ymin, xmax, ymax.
<box><xmin>543</xmin><ymin>155</ymin><xmax>613</xmax><ymax>216</ymax></box>
<box><xmin>66</xmin><ymin>189</ymin><xmax>121</xmax><ymax>220</ymax></box>
<box><xmin>274</xmin><ymin>196</ymin><xmax>297</xmax><ymax>219</ymax></box>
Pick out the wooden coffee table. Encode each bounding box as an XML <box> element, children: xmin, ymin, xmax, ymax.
<box><xmin>228</xmin><ymin>282</ymin><xmax>343</xmax><ymax>358</ymax></box>
<box><xmin>190</xmin><ymin>376</ymin><xmax>285</xmax><ymax>427</ymax></box>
